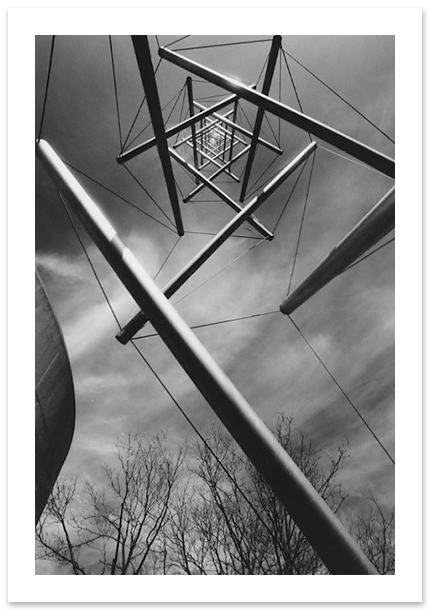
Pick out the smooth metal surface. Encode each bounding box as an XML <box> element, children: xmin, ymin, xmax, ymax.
<box><xmin>194</xmin><ymin>101</ymin><xmax>283</xmax><ymax>156</ymax></box>
<box><xmin>118</xmin><ymin>142</ymin><xmax>317</xmax><ymax>344</ymax></box>
<box><xmin>228</xmin><ymin>100</ymin><xmax>239</xmax><ymax>162</ymax></box>
<box><xmin>280</xmin><ymin>186</ymin><xmax>395</xmax><ymax>314</ymax></box>
<box><xmin>169</xmin><ymin>148</ymin><xmax>273</xmax><ymax>238</ymax></box>
<box><xmin>132</xmin><ymin>36</ymin><xmax>184</xmax><ymax>236</ymax></box>
<box><xmin>240</xmin><ymin>36</ymin><xmax>282</xmax><ymax>202</ymax></box>
<box><xmin>117</xmin><ymin>94</ymin><xmax>239</xmax><ymax>164</ymax></box>
<box><xmin>36</xmin><ymin>137</ymin><xmax>376</xmax><ymax>575</ymax></box>
<box><xmin>186</xmin><ymin>77</ymin><xmax>200</xmax><ymax>183</ymax></box>
<box><xmin>160</xmin><ymin>46</ymin><xmax>395</xmax><ymax>179</ymax></box>
<box><xmin>184</xmin><ymin>144</ymin><xmax>251</xmax><ymax>202</ymax></box>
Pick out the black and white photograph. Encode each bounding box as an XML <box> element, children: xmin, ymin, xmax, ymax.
<box><xmin>7</xmin><ymin>5</ymin><xmax>422</xmax><ymax>603</ymax></box>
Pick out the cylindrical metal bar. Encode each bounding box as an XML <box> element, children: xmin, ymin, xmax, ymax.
<box><xmin>228</xmin><ymin>99</ymin><xmax>239</xmax><ymax>162</ymax></box>
<box><xmin>160</xmin><ymin>46</ymin><xmax>395</xmax><ymax>179</ymax></box>
<box><xmin>184</xmin><ymin>141</ymin><xmax>241</xmax><ymax>182</ymax></box>
<box><xmin>36</xmin><ymin>137</ymin><xmax>376</xmax><ymax>575</ymax></box>
<box><xmin>131</xmin><ymin>36</ymin><xmax>184</xmax><ymax>236</ymax></box>
<box><xmin>184</xmin><ymin>144</ymin><xmax>251</xmax><ymax>203</ymax></box>
<box><xmin>280</xmin><ymin>186</ymin><xmax>395</xmax><ymax>315</ymax></box>
<box><xmin>186</xmin><ymin>77</ymin><xmax>200</xmax><ymax>184</ymax></box>
<box><xmin>169</xmin><ymin>147</ymin><xmax>273</xmax><ymax>239</ymax></box>
<box><xmin>117</xmin><ymin>94</ymin><xmax>239</xmax><ymax>164</ymax></box>
<box><xmin>240</xmin><ymin>36</ymin><xmax>282</xmax><ymax>202</ymax></box>
<box><xmin>194</xmin><ymin>101</ymin><xmax>283</xmax><ymax>156</ymax></box>
<box><xmin>118</xmin><ymin>141</ymin><xmax>317</xmax><ymax>344</ymax></box>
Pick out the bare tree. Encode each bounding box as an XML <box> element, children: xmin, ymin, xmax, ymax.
<box><xmin>350</xmin><ymin>493</ymin><xmax>395</xmax><ymax>574</ymax></box>
<box><xmin>162</xmin><ymin>416</ymin><xmax>349</xmax><ymax>575</ymax></box>
<box><xmin>36</xmin><ymin>419</ymin><xmax>394</xmax><ymax>575</ymax></box>
<box><xmin>36</xmin><ymin>433</ymin><xmax>184</xmax><ymax>575</ymax></box>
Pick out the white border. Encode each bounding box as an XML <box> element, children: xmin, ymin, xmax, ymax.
<box><xmin>8</xmin><ymin>5</ymin><xmax>422</xmax><ymax>604</ymax></box>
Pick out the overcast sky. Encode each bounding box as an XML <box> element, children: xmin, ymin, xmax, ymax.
<box><xmin>35</xmin><ymin>34</ymin><xmax>395</xmax><ymax>573</ymax></box>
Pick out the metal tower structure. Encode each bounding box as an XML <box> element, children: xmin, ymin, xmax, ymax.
<box><xmin>36</xmin><ymin>34</ymin><xmax>395</xmax><ymax>575</ymax></box>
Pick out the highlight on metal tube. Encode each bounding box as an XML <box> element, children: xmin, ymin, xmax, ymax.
<box><xmin>159</xmin><ymin>45</ymin><xmax>395</xmax><ymax>179</ymax></box>
<box><xmin>280</xmin><ymin>186</ymin><xmax>395</xmax><ymax>315</ymax></box>
<box><xmin>36</xmin><ymin>137</ymin><xmax>377</xmax><ymax>575</ymax></box>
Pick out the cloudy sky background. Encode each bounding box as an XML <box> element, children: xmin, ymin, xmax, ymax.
<box><xmin>35</xmin><ymin>34</ymin><xmax>395</xmax><ymax>574</ymax></box>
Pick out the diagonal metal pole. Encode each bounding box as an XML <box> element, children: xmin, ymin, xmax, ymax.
<box><xmin>36</xmin><ymin>138</ymin><xmax>376</xmax><ymax>575</ymax></box>
<box><xmin>239</xmin><ymin>35</ymin><xmax>282</xmax><ymax>202</ymax></box>
<box><xmin>186</xmin><ymin>77</ymin><xmax>200</xmax><ymax>184</ymax></box>
<box><xmin>169</xmin><ymin>147</ymin><xmax>272</xmax><ymax>238</ymax></box>
<box><xmin>131</xmin><ymin>36</ymin><xmax>184</xmax><ymax>236</ymax></box>
<box><xmin>117</xmin><ymin>93</ymin><xmax>239</xmax><ymax>164</ymax></box>
<box><xmin>280</xmin><ymin>186</ymin><xmax>395</xmax><ymax>314</ymax></box>
<box><xmin>117</xmin><ymin>141</ymin><xmax>317</xmax><ymax>344</ymax></box>
<box><xmin>159</xmin><ymin>45</ymin><xmax>395</xmax><ymax>179</ymax></box>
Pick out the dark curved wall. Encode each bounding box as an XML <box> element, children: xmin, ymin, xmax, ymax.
<box><xmin>35</xmin><ymin>270</ymin><xmax>76</xmax><ymax>524</ymax></box>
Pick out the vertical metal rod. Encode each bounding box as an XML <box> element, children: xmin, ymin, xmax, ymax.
<box><xmin>169</xmin><ymin>147</ymin><xmax>273</xmax><ymax>238</ymax></box>
<box><xmin>118</xmin><ymin>142</ymin><xmax>317</xmax><ymax>343</ymax></box>
<box><xmin>186</xmin><ymin>77</ymin><xmax>200</xmax><ymax>184</ymax></box>
<box><xmin>131</xmin><ymin>36</ymin><xmax>184</xmax><ymax>236</ymax></box>
<box><xmin>194</xmin><ymin>101</ymin><xmax>282</xmax><ymax>155</ymax></box>
<box><xmin>280</xmin><ymin>186</ymin><xmax>395</xmax><ymax>314</ymax></box>
<box><xmin>159</xmin><ymin>45</ymin><xmax>395</xmax><ymax>179</ymax></box>
<box><xmin>184</xmin><ymin>144</ymin><xmax>251</xmax><ymax>203</ymax></box>
<box><xmin>228</xmin><ymin>100</ymin><xmax>239</xmax><ymax>162</ymax></box>
<box><xmin>239</xmin><ymin>35</ymin><xmax>282</xmax><ymax>202</ymax></box>
<box><xmin>36</xmin><ymin>138</ymin><xmax>376</xmax><ymax>575</ymax></box>
<box><xmin>117</xmin><ymin>93</ymin><xmax>239</xmax><ymax>164</ymax></box>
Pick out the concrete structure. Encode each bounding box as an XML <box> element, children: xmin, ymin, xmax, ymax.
<box><xmin>35</xmin><ymin>270</ymin><xmax>75</xmax><ymax>523</ymax></box>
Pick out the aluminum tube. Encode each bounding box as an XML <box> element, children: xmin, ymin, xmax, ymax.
<box><xmin>169</xmin><ymin>148</ymin><xmax>273</xmax><ymax>238</ymax></box>
<box><xmin>186</xmin><ymin>77</ymin><xmax>200</xmax><ymax>183</ymax></box>
<box><xmin>117</xmin><ymin>141</ymin><xmax>317</xmax><ymax>344</ymax></box>
<box><xmin>184</xmin><ymin>141</ymin><xmax>241</xmax><ymax>182</ymax></box>
<box><xmin>228</xmin><ymin>100</ymin><xmax>239</xmax><ymax>162</ymax></box>
<box><xmin>240</xmin><ymin>36</ymin><xmax>282</xmax><ymax>202</ymax></box>
<box><xmin>194</xmin><ymin>101</ymin><xmax>283</xmax><ymax>156</ymax></box>
<box><xmin>117</xmin><ymin>94</ymin><xmax>239</xmax><ymax>164</ymax></box>
<box><xmin>280</xmin><ymin>187</ymin><xmax>395</xmax><ymax>314</ymax></box>
<box><xmin>160</xmin><ymin>46</ymin><xmax>395</xmax><ymax>179</ymax></box>
<box><xmin>36</xmin><ymin>138</ymin><xmax>377</xmax><ymax>575</ymax></box>
<box><xmin>184</xmin><ymin>144</ymin><xmax>251</xmax><ymax>202</ymax></box>
<box><xmin>132</xmin><ymin>36</ymin><xmax>184</xmax><ymax>236</ymax></box>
